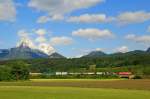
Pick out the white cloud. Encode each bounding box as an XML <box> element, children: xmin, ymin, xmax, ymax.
<box><xmin>17</xmin><ymin>29</ymin><xmax>56</xmax><ymax>55</ymax></box>
<box><xmin>95</xmin><ymin>48</ymin><xmax>105</xmax><ymax>51</ymax></box>
<box><xmin>116</xmin><ymin>46</ymin><xmax>129</xmax><ymax>53</ymax></box>
<box><xmin>72</xmin><ymin>28</ymin><xmax>114</xmax><ymax>41</ymax></box>
<box><xmin>126</xmin><ymin>34</ymin><xmax>150</xmax><ymax>45</ymax></box>
<box><xmin>18</xmin><ymin>30</ymin><xmax>29</xmax><ymax>38</ymax></box>
<box><xmin>38</xmin><ymin>43</ymin><xmax>55</xmax><ymax>55</ymax></box>
<box><xmin>37</xmin><ymin>16</ymin><xmax>51</xmax><ymax>24</ymax></box>
<box><xmin>35</xmin><ymin>36</ymin><xmax>47</xmax><ymax>43</ymax></box>
<box><xmin>17</xmin><ymin>37</ymin><xmax>35</xmax><ymax>49</ymax></box>
<box><xmin>28</xmin><ymin>0</ymin><xmax>103</xmax><ymax>15</ymax></box>
<box><xmin>0</xmin><ymin>0</ymin><xmax>16</xmax><ymax>22</ymax></box>
<box><xmin>35</xmin><ymin>29</ymin><xmax>47</xmax><ymax>36</ymax></box>
<box><xmin>67</xmin><ymin>11</ymin><xmax>150</xmax><ymax>25</ymax></box>
<box><xmin>68</xmin><ymin>14</ymin><xmax>113</xmax><ymax>23</ymax></box>
<box><xmin>28</xmin><ymin>0</ymin><xmax>103</xmax><ymax>23</ymax></box>
<box><xmin>51</xmin><ymin>14</ymin><xmax>64</xmax><ymax>21</ymax></box>
<box><xmin>17</xmin><ymin>30</ymin><xmax>35</xmax><ymax>48</ymax></box>
<box><xmin>117</xmin><ymin>11</ymin><xmax>150</xmax><ymax>25</ymax></box>
<box><xmin>125</xmin><ymin>34</ymin><xmax>136</xmax><ymax>39</ymax></box>
<box><xmin>37</xmin><ymin>14</ymin><xmax>64</xmax><ymax>23</ymax></box>
<box><xmin>50</xmin><ymin>36</ymin><xmax>73</xmax><ymax>46</ymax></box>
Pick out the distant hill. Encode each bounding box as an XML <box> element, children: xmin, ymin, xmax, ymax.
<box><xmin>0</xmin><ymin>49</ymin><xmax>9</xmax><ymax>59</ymax></box>
<box><xmin>49</xmin><ymin>52</ymin><xmax>66</xmax><ymax>58</ymax></box>
<box><xmin>82</xmin><ymin>51</ymin><xmax>107</xmax><ymax>58</ymax></box>
<box><xmin>147</xmin><ymin>47</ymin><xmax>150</xmax><ymax>53</ymax></box>
<box><xmin>82</xmin><ymin>48</ymin><xmax>150</xmax><ymax>58</ymax></box>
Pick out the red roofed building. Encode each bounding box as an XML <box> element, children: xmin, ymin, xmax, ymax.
<box><xmin>118</xmin><ymin>72</ymin><xmax>133</xmax><ymax>78</ymax></box>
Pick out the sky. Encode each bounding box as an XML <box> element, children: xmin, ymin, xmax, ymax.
<box><xmin>0</xmin><ymin>0</ymin><xmax>150</xmax><ymax>57</ymax></box>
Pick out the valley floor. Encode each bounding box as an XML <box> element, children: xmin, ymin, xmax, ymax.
<box><xmin>0</xmin><ymin>79</ymin><xmax>150</xmax><ymax>99</ymax></box>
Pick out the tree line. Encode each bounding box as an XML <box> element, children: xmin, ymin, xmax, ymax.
<box><xmin>0</xmin><ymin>52</ymin><xmax>150</xmax><ymax>81</ymax></box>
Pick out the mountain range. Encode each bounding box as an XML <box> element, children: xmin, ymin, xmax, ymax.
<box><xmin>82</xmin><ymin>48</ymin><xmax>150</xmax><ymax>58</ymax></box>
<box><xmin>0</xmin><ymin>42</ymin><xmax>65</xmax><ymax>60</ymax></box>
<box><xmin>0</xmin><ymin>41</ymin><xmax>150</xmax><ymax>60</ymax></box>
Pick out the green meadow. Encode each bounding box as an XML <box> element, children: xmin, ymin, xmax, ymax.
<box><xmin>0</xmin><ymin>86</ymin><xmax>150</xmax><ymax>99</ymax></box>
<box><xmin>0</xmin><ymin>79</ymin><xmax>150</xmax><ymax>99</ymax></box>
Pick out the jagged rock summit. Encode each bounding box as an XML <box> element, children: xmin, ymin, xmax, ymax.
<box><xmin>0</xmin><ymin>40</ymin><xmax>65</xmax><ymax>60</ymax></box>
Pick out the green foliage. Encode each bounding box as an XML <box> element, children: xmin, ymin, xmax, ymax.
<box><xmin>143</xmin><ymin>67</ymin><xmax>150</xmax><ymax>75</ymax></box>
<box><xmin>9</xmin><ymin>61</ymin><xmax>30</xmax><ymax>80</ymax></box>
<box><xmin>88</xmin><ymin>65</ymin><xmax>96</xmax><ymax>72</ymax></box>
<box><xmin>0</xmin><ymin>66</ymin><xmax>12</xmax><ymax>81</ymax></box>
<box><xmin>0</xmin><ymin>52</ymin><xmax>150</xmax><ymax>79</ymax></box>
<box><xmin>0</xmin><ymin>61</ymin><xmax>29</xmax><ymax>81</ymax></box>
<box><xmin>30</xmin><ymin>74</ymin><xmax>119</xmax><ymax>79</ymax></box>
<box><xmin>23</xmin><ymin>56</ymin><xmax>150</xmax><ymax>76</ymax></box>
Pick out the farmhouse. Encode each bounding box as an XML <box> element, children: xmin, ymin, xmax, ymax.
<box><xmin>118</xmin><ymin>72</ymin><xmax>133</xmax><ymax>78</ymax></box>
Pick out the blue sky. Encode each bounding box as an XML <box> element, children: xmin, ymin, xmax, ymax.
<box><xmin>0</xmin><ymin>0</ymin><xmax>150</xmax><ymax>57</ymax></box>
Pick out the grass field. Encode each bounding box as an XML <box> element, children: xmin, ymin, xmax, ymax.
<box><xmin>0</xmin><ymin>79</ymin><xmax>150</xmax><ymax>99</ymax></box>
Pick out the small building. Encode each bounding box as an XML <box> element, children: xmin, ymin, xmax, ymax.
<box><xmin>87</xmin><ymin>72</ymin><xmax>95</xmax><ymax>75</ymax></box>
<box><xmin>118</xmin><ymin>72</ymin><xmax>132</xmax><ymax>78</ymax></box>
<box><xmin>56</xmin><ymin>72</ymin><xmax>62</xmax><ymax>75</ymax></box>
<box><xmin>56</xmin><ymin>72</ymin><xmax>68</xmax><ymax>75</ymax></box>
<box><xmin>61</xmin><ymin>72</ymin><xmax>68</xmax><ymax>75</ymax></box>
<box><xmin>96</xmin><ymin>72</ymin><xmax>103</xmax><ymax>75</ymax></box>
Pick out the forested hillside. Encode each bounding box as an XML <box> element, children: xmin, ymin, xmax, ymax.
<box><xmin>0</xmin><ymin>50</ymin><xmax>150</xmax><ymax>76</ymax></box>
